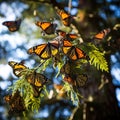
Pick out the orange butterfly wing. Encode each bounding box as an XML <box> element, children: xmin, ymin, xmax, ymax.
<box><xmin>94</xmin><ymin>28</ymin><xmax>110</xmax><ymax>40</ymax></box>
<box><xmin>68</xmin><ymin>47</ymin><xmax>86</xmax><ymax>60</ymax></box>
<box><xmin>68</xmin><ymin>34</ymin><xmax>78</xmax><ymax>39</ymax></box>
<box><xmin>35</xmin><ymin>21</ymin><xmax>51</xmax><ymax>30</ymax></box>
<box><xmin>8</xmin><ymin>61</ymin><xmax>27</xmax><ymax>77</ymax></box>
<box><xmin>94</xmin><ymin>32</ymin><xmax>105</xmax><ymax>40</ymax></box>
<box><xmin>28</xmin><ymin>42</ymin><xmax>59</xmax><ymax>59</ymax></box>
<box><xmin>35</xmin><ymin>21</ymin><xmax>56</xmax><ymax>34</ymax></box>
<box><xmin>75</xmin><ymin>48</ymin><xmax>86</xmax><ymax>59</ymax></box>
<box><xmin>64</xmin><ymin>76</ymin><xmax>74</xmax><ymax>84</ymax></box>
<box><xmin>27</xmin><ymin>44</ymin><xmax>49</xmax><ymax>59</ymax></box>
<box><xmin>57</xmin><ymin>10</ymin><xmax>72</xmax><ymax>26</ymax></box>
<box><xmin>62</xmin><ymin>40</ymin><xmax>72</xmax><ymax>54</ymax></box>
<box><xmin>56</xmin><ymin>30</ymin><xmax>66</xmax><ymax>37</ymax></box>
<box><xmin>56</xmin><ymin>30</ymin><xmax>78</xmax><ymax>41</ymax></box>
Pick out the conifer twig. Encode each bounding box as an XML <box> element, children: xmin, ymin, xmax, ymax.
<box><xmin>69</xmin><ymin>106</ymin><xmax>79</xmax><ymax>120</ymax></box>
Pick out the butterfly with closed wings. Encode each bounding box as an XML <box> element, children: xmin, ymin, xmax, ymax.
<box><xmin>64</xmin><ymin>74</ymin><xmax>88</xmax><ymax>87</ymax></box>
<box><xmin>2</xmin><ymin>19</ymin><xmax>21</xmax><ymax>32</ymax></box>
<box><xmin>60</xmin><ymin>61</ymin><xmax>71</xmax><ymax>75</ymax></box>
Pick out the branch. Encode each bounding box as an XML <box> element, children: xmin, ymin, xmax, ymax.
<box><xmin>69</xmin><ymin>106</ymin><xmax>79</xmax><ymax>120</ymax></box>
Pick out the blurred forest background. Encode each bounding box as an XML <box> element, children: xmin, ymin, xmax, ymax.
<box><xmin>0</xmin><ymin>0</ymin><xmax>120</xmax><ymax>120</ymax></box>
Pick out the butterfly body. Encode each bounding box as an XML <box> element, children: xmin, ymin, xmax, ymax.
<box><xmin>28</xmin><ymin>41</ymin><xmax>59</xmax><ymax>59</ymax></box>
<box><xmin>35</xmin><ymin>21</ymin><xmax>57</xmax><ymax>35</ymax></box>
<box><xmin>2</xmin><ymin>19</ymin><xmax>21</xmax><ymax>32</ymax></box>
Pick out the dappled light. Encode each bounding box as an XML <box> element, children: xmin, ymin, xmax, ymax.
<box><xmin>0</xmin><ymin>0</ymin><xmax>120</xmax><ymax>120</ymax></box>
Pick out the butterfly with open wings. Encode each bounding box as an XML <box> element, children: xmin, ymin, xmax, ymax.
<box><xmin>93</xmin><ymin>28</ymin><xmax>111</xmax><ymax>40</ymax></box>
<box><xmin>62</xmin><ymin>40</ymin><xmax>87</xmax><ymax>60</ymax></box>
<box><xmin>56</xmin><ymin>29</ymin><xmax>79</xmax><ymax>41</ymax></box>
<box><xmin>27</xmin><ymin>40</ymin><xmax>59</xmax><ymax>59</ymax></box>
<box><xmin>35</xmin><ymin>21</ymin><xmax>57</xmax><ymax>35</ymax></box>
<box><xmin>26</xmin><ymin>71</ymin><xmax>49</xmax><ymax>97</ymax></box>
<box><xmin>56</xmin><ymin>9</ymin><xmax>72</xmax><ymax>26</ymax></box>
<box><xmin>8</xmin><ymin>61</ymin><xmax>27</xmax><ymax>77</ymax></box>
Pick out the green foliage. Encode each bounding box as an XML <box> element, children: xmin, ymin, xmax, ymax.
<box><xmin>63</xmin><ymin>82</ymin><xmax>79</xmax><ymax>106</ymax></box>
<box><xmin>86</xmin><ymin>43</ymin><xmax>109</xmax><ymax>72</ymax></box>
<box><xmin>25</xmin><ymin>95</ymin><xmax>41</xmax><ymax>113</ymax></box>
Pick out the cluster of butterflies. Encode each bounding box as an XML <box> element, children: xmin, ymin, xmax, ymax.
<box><xmin>27</xmin><ymin>36</ymin><xmax>88</xmax><ymax>61</ymax></box>
<box><xmin>3</xmin><ymin>8</ymin><xmax>111</xmax><ymax>114</ymax></box>
<box><xmin>4</xmin><ymin>90</ymin><xmax>25</xmax><ymax>114</ymax></box>
<box><xmin>60</xmin><ymin>61</ymin><xmax>88</xmax><ymax>87</ymax></box>
<box><xmin>8</xmin><ymin>61</ymin><xmax>49</xmax><ymax>98</ymax></box>
<box><xmin>2</xmin><ymin>8</ymin><xmax>72</xmax><ymax>32</ymax></box>
<box><xmin>4</xmin><ymin>61</ymin><xmax>49</xmax><ymax>114</ymax></box>
<box><xmin>2</xmin><ymin>8</ymin><xmax>110</xmax><ymax>39</ymax></box>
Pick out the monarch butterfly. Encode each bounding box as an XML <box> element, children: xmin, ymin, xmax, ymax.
<box><xmin>64</xmin><ymin>74</ymin><xmax>88</xmax><ymax>87</ymax></box>
<box><xmin>62</xmin><ymin>40</ymin><xmax>86</xmax><ymax>60</ymax></box>
<box><xmin>56</xmin><ymin>30</ymin><xmax>78</xmax><ymax>41</ymax></box>
<box><xmin>57</xmin><ymin>9</ymin><xmax>72</xmax><ymax>26</ymax></box>
<box><xmin>26</xmin><ymin>71</ymin><xmax>49</xmax><ymax>97</ymax></box>
<box><xmin>94</xmin><ymin>28</ymin><xmax>111</xmax><ymax>40</ymax></box>
<box><xmin>27</xmin><ymin>41</ymin><xmax>59</xmax><ymax>59</ymax></box>
<box><xmin>26</xmin><ymin>71</ymin><xmax>48</xmax><ymax>87</ymax></box>
<box><xmin>75</xmin><ymin>74</ymin><xmax>88</xmax><ymax>87</ymax></box>
<box><xmin>35</xmin><ymin>21</ymin><xmax>57</xmax><ymax>35</ymax></box>
<box><xmin>60</xmin><ymin>62</ymin><xmax>71</xmax><ymax>75</ymax></box>
<box><xmin>2</xmin><ymin>19</ymin><xmax>21</xmax><ymax>32</ymax></box>
<box><xmin>8</xmin><ymin>61</ymin><xmax>27</xmax><ymax>77</ymax></box>
<box><xmin>4</xmin><ymin>90</ymin><xmax>25</xmax><ymax>114</ymax></box>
